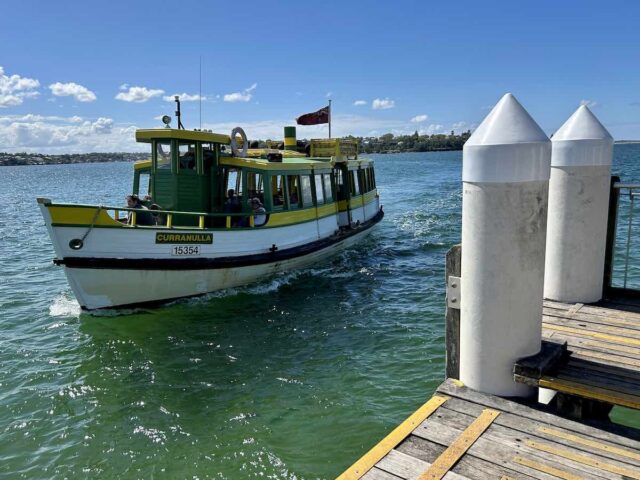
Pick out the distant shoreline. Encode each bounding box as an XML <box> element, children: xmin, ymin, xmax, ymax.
<box><xmin>0</xmin><ymin>152</ymin><xmax>149</xmax><ymax>167</ymax></box>
<box><xmin>2</xmin><ymin>137</ymin><xmax>637</xmax><ymax>166</ymax></box>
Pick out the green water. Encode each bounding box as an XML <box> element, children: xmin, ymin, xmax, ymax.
<box><xmin>1</xmin><ymin>147</ymin><xmax>639</xmax><ymax>478</ymax></box>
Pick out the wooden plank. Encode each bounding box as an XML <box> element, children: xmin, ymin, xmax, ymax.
<box><xmin>398</xmin><ymin>434</ymin><xmax>541</xmax><ymax>480</ymax></box>
<box><xmin>425</xmin><ymin>407</ymin><xmax>638</xmax><ymax>479</ymax></box>
<box><xmin>376</xmin><ymin>450</ymin><xmax>469</xmax><ymax>480</ymax></box>
<box><xmin>538</xmin><ymin>376</ymin><xmax>640</xmax><ymax>410</ymax></box>
<box><xmin>437</xmin><ymin>379</ymin><xmax>640</xmax><ymax>450</ymax></box>
<box><xmin>543</xmin><ymin>330</ymin><xmax>640</xmax><ymax>361</ymax></box>
<box><xmin>526</xmin><ymin>439</ymin><xmax>640</xmax><ymax>480</ymax></box>
<box><xmin>570</xmin><ymin>347</ymin><xmax>640</xmax><ymax>369</ymax></box>
<box><xmin>544</xmin><ymin>300</ymin><xmax>640</xmax><ymax>322</ymax></box>
<box><xmin>566</xmin><ymin>357</ymin><xmax>640</xmax><ymax>383</ymax></box>
<box><xmin>445</xmin><ymin>245</ymin><xmax>461</xmax><ymax>380</ymax></box>
<box><xmin>542</xmin><ymin>318</ymin><xmax>640</xmax><ymax>342</ymax></box>
<box><xmin>337</xmin><ymin>395</ymin><xmax>448</xmax><ymax>480</ymax></box>
<box><xmin>410</xmin><ymin>417</ymin><xmax>584</xmax><ymax>480</ymax></box>
<box><xmin>414</xmin><ymin>414</ymin><xmax>615</xmax><ymax>479</ymax></box>
<box><xmin>418</xmin><ymin>409</ymin><xmax>500</xmax><ymax>480</ymax></box>
<box><xmin>537</xmin><ymin>427</ymin><xmax>640</xmax><ymax>463</ymax></box>
<box><xmin>362</xmin><ymin>468</ymin><xmax>403</xmax><ymax>480</ymax></box>
<box><xmin>441</xmin><ymin>397</ymin><xmax>640</xmax><ymax>468</ymax></box>
<box><xmin>542</xmin><ymin>323</ymin><xmax>640</xmax><ymax>347</ymax></box>
<box><xmin>512</xmin><ymin>455</ymin><xmax>584</xmax><ymax>480</ymax></box>
<box><xmin>556</xmin><ymin>367</ymin><xmax>640</xmax><ymax>395</ymax></box>
<box><xmin>543</xmin><ymin>306</ymin><xmax>640</xmax><ymax>331</ymax></box>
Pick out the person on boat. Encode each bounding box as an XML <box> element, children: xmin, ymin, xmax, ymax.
<box><xmin>224</xmin><ymin>189</ymin><xmax>242</xmax><ymax>226</ymax></box>
<box><xmin>125</xmin><ymin>194</ymin><xmax>154</xmax><ymax>226</ymax></box>
<box><xmin>250</xmin><ymin>198</ymin><xmax>267</xmax><ymax>226</ymax></box>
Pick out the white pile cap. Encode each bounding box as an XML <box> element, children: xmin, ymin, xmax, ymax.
<box><xmin>551</xmin><ymin>105</ymin><xmax>613</xmax><ymax>167</ymax></box>
<box><xmin>463</xmin><ymin>93</ymin><xmax>551</xmax><ymax>183</ymax></box>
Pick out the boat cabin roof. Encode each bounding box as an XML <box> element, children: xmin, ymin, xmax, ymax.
<box><xmin>135</xmin><ymin>128</ymin><xmax>231</xmax><ymax>145</ymax></box>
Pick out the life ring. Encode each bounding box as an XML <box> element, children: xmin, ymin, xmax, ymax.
<box><xmin>230</xmin><ymin>127</ymin><xmax>248</xmax><ymax>158</ymax></box>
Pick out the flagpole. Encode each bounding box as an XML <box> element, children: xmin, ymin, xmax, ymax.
<box><xmin>328</xmin><ymin>99</ymin><xmax>332</xmax><ymax>139</ymax></box>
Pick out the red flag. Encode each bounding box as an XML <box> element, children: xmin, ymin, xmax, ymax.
<box><xmin>296</xmin><ymin>106</ymin><xmax>329</xmax><ymax>125</ymax></box>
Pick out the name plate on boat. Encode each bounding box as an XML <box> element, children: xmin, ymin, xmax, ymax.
<box><xmin>155</xmin><ymin>233</ymin><xmax>213</xmax><ymax>244</ymax></box>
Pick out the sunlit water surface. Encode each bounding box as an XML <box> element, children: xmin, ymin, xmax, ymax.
<box><xmin>1</xmin><ymin>146</ymin><xmax>639</xmax><ymax>478</ymax></box>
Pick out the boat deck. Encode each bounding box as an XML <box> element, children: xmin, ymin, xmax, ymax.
<box><xmin>339</xmin><ymin>298</ymin><xmax>640</xmax><ymax>479</ymax></box>
<box><xmin>339</xmin><ymin>379</ymin><xmax>640</xmax><ymax>480</ymax></box>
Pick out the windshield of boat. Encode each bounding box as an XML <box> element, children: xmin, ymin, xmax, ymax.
<box><xmin>156</xmin><ymin>141</ymin><xmax>171</xmax><ymax>169</ymax></box>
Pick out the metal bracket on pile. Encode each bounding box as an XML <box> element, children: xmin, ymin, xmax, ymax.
<box><xmin>447</xmin><ymin>275</ymin><xmax>461</xmax><ymax>309</ymax></box>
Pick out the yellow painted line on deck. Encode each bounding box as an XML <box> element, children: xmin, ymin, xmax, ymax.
<box><xmin>513</xmin><ymin>455</ymin><xmax>583</xmax><ymax>480</ymax></box>
<box><xmin>538</xmin><ymin>426</ymin><xmax>640</xmax><ymax>462</ymax></box>
<box><xmin>526</xmin><ymin>440</ymin><xmax>640</xmax><ymax>479</ymax></box>
<box><xmin>336</xmin><ymin>395</ymin><xmax>448</xmax><ymax>480</ymax></box>
<box><xmin>543</xmin><ymin>323</ymin><xmax>640</xmax><ymax>347</ymax></box>
<box><xmin>538</xmin><ymin>377</ymin><xmax>640</xmax><ymax>409</ymax></box>
<box><xmin>418</xmin><ymin>409</ymin><xmax>500</xmax><ymax>480</ymax></box>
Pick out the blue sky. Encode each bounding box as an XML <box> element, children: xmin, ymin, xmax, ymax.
<box><xmin>1</xmin><ymin>0</ymin><xmax>639</xmax><ymax>152</ymax></box>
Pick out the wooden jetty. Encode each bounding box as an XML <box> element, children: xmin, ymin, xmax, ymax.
<box><xmin>338</xmin><ymin>379</ymin><xmax>640</xmax><ymax>480</ymax></box>
<box><xmin>337</xmin><ymin>245</ymin><xmax>640</xmax><ymax>480</ymax></box>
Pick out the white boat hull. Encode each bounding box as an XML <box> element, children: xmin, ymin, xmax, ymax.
<box><xmin>62</xmin><ymin>225</ymin><xmax>375</xmax><ymax>310</ymax></box>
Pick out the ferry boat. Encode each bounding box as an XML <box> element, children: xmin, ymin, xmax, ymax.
<box><xmin>37</xmin><ymin>116</ymin><xmax>383</xmax><ymax>310</ymax></box>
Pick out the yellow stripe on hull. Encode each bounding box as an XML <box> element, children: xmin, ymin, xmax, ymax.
<box><xmin>338</xmin><ymin>190</ymin><xmax>379</xmax><ymax>212</ymax></box>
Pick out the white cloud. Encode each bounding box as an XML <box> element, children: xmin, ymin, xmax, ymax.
<box><xmin>163</xmin><ymin>93</ymin><xmax>205</xmax><ymax>102</ymax></box>
<box><xmin>410</xmin><ymin>114</ymin><xmax>429</xmax><ymax>123</ymax></box>
<box><xmin>115</xmin><ymin>86</ymin><xmax>165</xmax><ymax>103</ymax></box>
<box><xmin>0</xmin><ymin>115</ymin><xmax>144</xmax><ymax>153</ymax></box>
<box><xmin>372</xmin><ymin>98</ymin><xmax>395</xmax><ymax>110</ymax></box>
<box><xmin>353</xmin><ymin>100</ymin><xmax>367</xmax><ymax>106</ymax></box>
<box><xmin>0</xmin><ymin>66</ymin><xmax>40</xmax><ymax>107</ymax></box>
<box><xmin>580</xmin><ymin>99</ymin><xmax>597</xmax><ymax>108</ymax></box>
<box><xmin>223</xmin><ymin>83</ymin><xmax>257</xmax><ymax>103</ymax></box>
<box><xmin>119</xmin><ymin>83</ymin><xmax>129</xmax><ymax>90</ymax></box>
<box><xmin>418</xmin><ymin>124</ymin><xmax>444</xmax><ymax>135</ymax></box>
<box><xmin>48</xmin><ymin>82</ymin><xmax>96</xmax><ymax>102</ymax></box>
<box><xmin>451</xmin><ymin>121</ymin><xmax>474</xmax><ymax>133</ymax></box>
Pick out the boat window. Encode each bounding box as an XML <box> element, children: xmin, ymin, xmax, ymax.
<box><xmin>272</xmin><ymin>175</ymin><xmax>285</xmax><ymax>208</ymax></box>
<box><xmin>156</xmin><ymin>141</ymin><xmax>171</xmax><ymax>170</ymax></box>
<box><xmin>323</xmin><ymin>173</ymin><xmax>333</xmax><ymax>202</ymax></box>
<box><xmin>225</xmin><ymin>169</ymin><xmax>243</xmax><ymax>199</ymax></box>
<box><xmin>301</xmin><ymin>175</ymin><xmax>313</xmax><ymax>207</ymax></box>
<box><xmin>287</xmin><ymin>175</ymin><xmax>300</xmax><ymax>208</ymax></box>
<box><xmin>350</xmin><ymin>170</ymin><xmax>361</xmax><ymax>196</ymax></box>
<box><xmin>202</xmin><ymin>143</ymin><xmax>216</xmax><ymax>172</ymax></box>
<box><xmin>314</xmin><ymin>174</ymin><xmax>325</xmax><ymax>205</ymax></box>
<box><xmin>247</xmin><ymin>172</ymin><xmax>264</xmax><ymax>204</ymax></box>
<box><xmin>178</xmin><ymin>142</ymin><xmax>196</xmax><ymax>171</ymax></box>
<box><xmin>370</xmin><ymin>167</ymin><xmax>376</xmax><ymax>189</ymax></box>
<box><xmin>139</xmin><ymin>173</ymin><xmax>150</xmax><ymax>197</ymax></box>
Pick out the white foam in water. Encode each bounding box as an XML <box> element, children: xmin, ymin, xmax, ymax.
<box><xmin>49</xmin><ymin>294</ymin><xmax>81</xmax><ymax>318</ymax></box>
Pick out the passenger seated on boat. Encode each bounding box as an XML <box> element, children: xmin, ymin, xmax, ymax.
<box><xmin>148</xmin><ymin>203</ymin><xmax>164</xmax><ymax>226</ymax></box>
<box><xmin>224</xmin><ymin>189</ymin><xmax>242</xmax><ymax>226</ymax></box>
<box><xmin>125</xmin><ymin>194</ymin><xmax>154</xmax><ymax>226</ymax></box>
<box><xmin>179</xmin><ymin>151</ymin><xmax>196</xmax><ymax>170</ymax></box>
<box><xmin>250</xmin><ymin>198</ymin><xmax>267</xmax><ymax>226</ymax></box>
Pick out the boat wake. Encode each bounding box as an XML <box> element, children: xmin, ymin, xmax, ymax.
<box><xmin>49</xmin><ymin>294</ymin><xmax>81</xmax><ymax>317</ymax></box>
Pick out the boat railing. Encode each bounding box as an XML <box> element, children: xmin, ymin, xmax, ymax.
<box><xmin>603</xmin><ymin>176</ymin><xmax>640</xmax><ymax>297</ymax></box>
<box><xmin>108</xmin><ymin>206</ymin><xmax>260</xmax><ymax>229</ymax></box>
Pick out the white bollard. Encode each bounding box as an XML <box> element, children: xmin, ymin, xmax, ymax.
<box><xmin>460</xmin><ymin>93</ymin><xmax>551</xmax><ymax>397</ymax></box>
<box><xmin>544</xmin><ymin>105</ymin><xmax>614</xmax><ymax>303</ymax></box>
